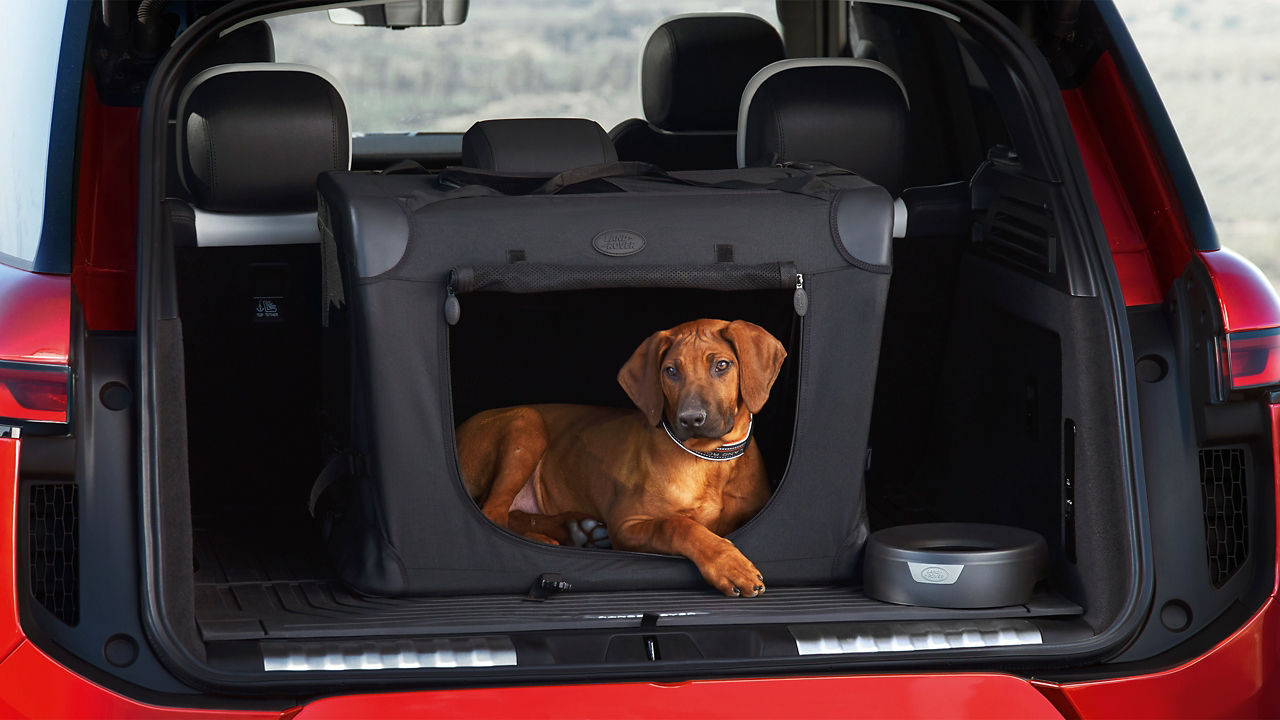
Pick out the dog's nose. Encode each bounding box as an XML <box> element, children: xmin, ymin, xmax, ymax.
<box><xmin>678</xmin><ymin>409</ymin><xmax>707</xmax><ymax>429</ymax></box>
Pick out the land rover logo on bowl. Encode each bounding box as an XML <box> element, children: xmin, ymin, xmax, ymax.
<box><xmin>592</xmin><ymin>229</ymin><xmax>646</xmax><ymax>257</ymax></box>
<box><xmin>907</xmin><ymin>561</ymin><xmax>964</xmax><ymax>584</ymax></box>
<box><xmin>921</xmin><ymin>566</ymin><xmax>950</xmax><ymax>582</ymax></box>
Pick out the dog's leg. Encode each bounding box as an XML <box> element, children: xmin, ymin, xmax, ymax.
<box><xmin>612</xmin><ymin>516</ymin><xmax>764</xmax><ymax>597</ymax></box>
<box><xmin>709</xmin><ymin>467</ymin><xmax>770</xmax><ymax>537</ymax></box>
<box><xmin>456</xmin><ymin>407</ymin><xmax>548</xmax><ymax>528</ymax></box>
<box><xmin>509</xmin><ymin>511</ymin><xmax>609</xmax><ymax>547</ymax></box>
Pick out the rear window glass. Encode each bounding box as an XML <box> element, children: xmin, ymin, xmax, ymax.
<box><xmin>0</xmin><ymin>1</ymin><xmax>80</xmax><ymax>270</ymax></box>
<box><xmin>268</xmin><ymin>1</ymin><xmax>779</xmax><ymax>134</ymax></box>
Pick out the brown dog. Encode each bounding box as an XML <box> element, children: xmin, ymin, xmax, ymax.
<box><xmin>456</xmin><ymin>319</ymin><xmax>786</xmax><ymax>597</ymax></box>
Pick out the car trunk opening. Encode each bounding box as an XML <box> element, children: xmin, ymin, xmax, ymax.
<box><xmin>132</xmin><ymin>0</ymin><xmax>1147</xmax><ymax>691</ymax></box>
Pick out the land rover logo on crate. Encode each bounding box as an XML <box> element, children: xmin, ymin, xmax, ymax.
<box><xmin>592</xmin><ymin>229</ymin><xmax>646</xmax><ymax>257</ymax></box>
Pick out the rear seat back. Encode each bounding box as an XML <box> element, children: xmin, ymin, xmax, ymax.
<box><xmin>176</xmin><ymin>62</ymin><xmax>350</xmax><ymax>243</ymax></box>
<box><xmin>169</xmin><ymin>64</ymin><xmax>349</xmax><ymax>513</ymax></box>
<box><xmin>610</xmin><ymin>14</ymin><xmax>783</xmax><ymax>171</ymax></box>
<box><xmin>166</xmin><ymin>21</ymin><xmax>276</xmax><ymax>202</ymax></box>
<box><xmin>738</xmin><ymin>58</ymin><xmax>911</xmax><ymax>196</ymax></box>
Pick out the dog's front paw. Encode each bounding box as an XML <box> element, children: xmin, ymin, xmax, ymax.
<box><xmin>702</xmin><ymin>542</ymin><xmax>765</xmax><ymax>598</ymax></box>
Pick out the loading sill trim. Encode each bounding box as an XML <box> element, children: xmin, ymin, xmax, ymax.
<box><xmin>790</xmin><ymin>619</ymin><xmax>1043</xmax><ymax>655</ymax></box>
<box><xmin>262</xmin><ymin>636</ymin><xmax>517</xmax><ymax>671</ymax></box>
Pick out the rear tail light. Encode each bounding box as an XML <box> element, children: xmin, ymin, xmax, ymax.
<box><xmin>0</xmin><ymin>361</ymin><xmax>70</xmax><ymax>425</ymax></box>
<box><xmin>1223</xmin><ymin>328</ymin><xmax>1280</xmax><ymax>391</ymax></box>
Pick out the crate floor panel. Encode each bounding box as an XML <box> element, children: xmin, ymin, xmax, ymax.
<box><xmin>193</xmin><ymin>523</ymin><xmax>1082</xmax><ymax>642</ymax></box>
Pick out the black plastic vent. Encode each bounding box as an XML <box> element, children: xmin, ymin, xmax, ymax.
<box><xmin>1199</xmin><ymin>448</ymin><xmax>1248</xmax><ymax>588</ymax></box>
<box><xmin>984</xmin><ymin>196</ymin><xmax>1057</xmax><ymax>275</ymax></box>
<box><xmin>29</xmin><ymin>483</ymin><xmax>79</xmax><ymax>626</ymax></box>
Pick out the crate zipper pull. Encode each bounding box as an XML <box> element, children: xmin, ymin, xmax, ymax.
<box><xmin>444</xmin><ymin>272</ymin><xmax>462</xmax><ymax>326</ymax></box>
<box><xmin>793</xmin><ymin>272</ymin><xmax>808</xmax><ymax>317</ymax></box>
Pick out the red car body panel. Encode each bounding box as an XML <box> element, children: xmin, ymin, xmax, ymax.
<box><xmin>1200</xmin><ymin>249</ymin><xmax>1280</xmax><ymax>334</ymax></box>
<box><xmin>1062</xmin><ymin>87</ymin><xmax>1161</xmax><ymax>307</ymax></box>
<box><xmin>0</xmin><ymin>439</ymin><xmax>23</xmax><ymax>666</ymax></box>
<box><xmin>1202</xmin><ymin>250</ymin><xmax>1280</xmax><ymax>390</ymax></box>
<box><xmin>0</xmin><ymin>641</ymin><xmax>286</xmax><ymax>719</ymax></box>
<box><xmin>292</xmin><ymin>673</ymin><xmax>1062</xmax><ymax>719</ymax></box>
<box><xmin>0</xmin><ymin>267</ymin><xmax>70</xmax><ymax>424</ymax></box>
<box><xmin>1043</xmin><ymin>600</ymin><xmax>1280</xmax><ymax>719</ymax></box>
<box><xmin>1061</xmin><ymin>51</ymin><xmax>1194</xmax><ymax>308</ymax></box>
<box><xmin>72</xmin><ymin>74</ymin><xmax>140</xmax><ymax>333</ymax></box>
<box><xmin>0</xmin><ymin>266</ymin><xmax>69</xmax><ymax>366</ymax></box>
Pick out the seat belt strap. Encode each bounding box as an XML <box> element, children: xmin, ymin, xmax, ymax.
<box><xmin>308</xmin><ymin>452</ymin><xmax>350</xmax><ymax>518</ymax></box>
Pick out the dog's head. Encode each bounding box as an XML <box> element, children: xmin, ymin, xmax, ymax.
<box><xmin>618</xmin><ymin>319</ymin><xmax>787</xmax><ymax>441</ymax></box>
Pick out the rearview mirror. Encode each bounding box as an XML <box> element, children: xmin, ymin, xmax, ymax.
<box><xmin>328</xmin><ymin>0</ymin><xmax>469</xmax><ymax>28</ymax></box>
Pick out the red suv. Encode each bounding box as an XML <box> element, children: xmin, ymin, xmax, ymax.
<box><xmin>1</xmin><ymin>1</ymin><xmax>1276</xmax><ymax>716</ymax></box>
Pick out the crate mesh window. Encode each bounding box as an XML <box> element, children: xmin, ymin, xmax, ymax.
<box><xmin>1199</xmin><ymin>448</ymin><xmax>1249</xmax><ymax>589</ymax></box>
<box><xmin>29</xmin><ymin>483</ymin><xmax>79</xmax><ymax>626</ymax></box>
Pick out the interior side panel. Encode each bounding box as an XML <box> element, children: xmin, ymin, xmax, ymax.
<box><xmin>869</xmin><ymin>247</ymin><xmax>1131</xmax><ymax>632</ymax></box>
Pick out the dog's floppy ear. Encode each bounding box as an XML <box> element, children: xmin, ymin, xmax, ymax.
<box><xmin>618</xmin><ymin>329</ymin><xmax>673</xmax><ymax>427</ymax></box>
<box><xmin>722</xmin><ymin>320</ymin><xmax>787</xmax><ymax>414</ymax></box>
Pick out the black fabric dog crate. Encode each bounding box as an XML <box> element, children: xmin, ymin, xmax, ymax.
<box><xmin>316</xmin><ymin>165</ymin><xmax>896</xmax><ymax>596</ymax></box>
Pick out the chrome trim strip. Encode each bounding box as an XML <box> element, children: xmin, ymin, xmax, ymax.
<box><xmin>790</xmin><ymin>619</ymin><xmax>1043</xmax><ymax>655</ymax></box>
<box><xmin>262</xmin><ymin>636</ymin><xmax>517</xmax><ymax>671</ymax></box>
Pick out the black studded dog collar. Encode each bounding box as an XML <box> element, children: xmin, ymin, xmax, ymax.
<box><xmin>661</xmin><ymin>416</ymin><xmax>752</xmax><ymax>462</ymax></box>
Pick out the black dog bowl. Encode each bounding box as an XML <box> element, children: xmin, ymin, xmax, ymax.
<box><xmin>864</xmin><ymin>523</ymin><xmax>1048</xmax><ymax>608</ymax></box>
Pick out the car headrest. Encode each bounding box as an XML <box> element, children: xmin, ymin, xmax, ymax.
<box><xmin>462</xmin><ymin>118</ymin><xmax>617</xmax><ymax>173</ymax></box>
<box><xmin>642</xmin><ymin>14</ymin><xmax>784</xmax><ymax>133</ymax></box>
<box><xmin>177</xmin><ymin>63</ymin><xmax>350</xmax><ymax>213</ymax></box>
<box><xmin>177</xmin><ymin>21</ymin><xmax>275</xmax><ymax>89</ymax></box>
<box><xmin>738</xmin><ymin>59</ymin><xmax>910</xmax><ymax>195</ymax></box>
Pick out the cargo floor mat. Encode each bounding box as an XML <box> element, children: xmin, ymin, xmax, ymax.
<box><xmin>193</xmin><ymin>522</ymin><xmax>1082</xmax><ymax>642</ymax></box>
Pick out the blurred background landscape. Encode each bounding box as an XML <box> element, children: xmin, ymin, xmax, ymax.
<box><xmin>1118</xmin><ymin>0</ymin><xmax>1280</xmax><ymax>290</ymax></box>
<box><xmin>270</xmin><ymin>1</ymin><xmax>776</xmax><ymax>132</ymax></box>
<box><xmin>271</xmin><ymin>1</ymin><xmax>1280</xmax><ymax>291</ymax></box>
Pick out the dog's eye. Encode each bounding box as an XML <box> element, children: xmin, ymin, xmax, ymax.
<box><xmin>664</xmin><ymin>366</ymin><xmax>678</xmax><ymax>378</ymax></box>
<box><xmin>715</xmin><ymin>360</ymin><xmax>732</xmax><ymax>372</ymax></box>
